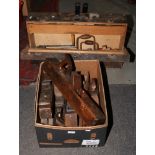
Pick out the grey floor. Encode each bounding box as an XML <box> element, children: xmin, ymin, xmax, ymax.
<box><xmin>19</xmin><ymin>84</ymin><xmax>136</xmax><ymax>155</ymax></box>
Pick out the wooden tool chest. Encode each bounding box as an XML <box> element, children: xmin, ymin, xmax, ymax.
<box><xmin>21</xmin><ymin>13</ymin><xmax>130</xmax><ymax>67</ymax></box>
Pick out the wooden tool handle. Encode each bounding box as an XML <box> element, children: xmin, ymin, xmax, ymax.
<box><xmin>78</xmin><ymin>34</ymin><xmax>94</xmax><ymax>40</ymax></box>
<box><xmin>80</xmin><ymin>40</ymin><xmax>99</xmax><ymax>50</ymax></box>
<box><xmin>76</xmin><ymin>34</ymin><xmax>96</xmax><ymax>49</ymax></box>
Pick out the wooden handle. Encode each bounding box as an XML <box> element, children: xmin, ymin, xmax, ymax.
<box><xmin>78</xmin><ymin>34</ymin><xmax>94</xmax><ymax>40</ymax></box>
<box><xmin>80</xmin><ymin>40</ymin><xmax>99</xmax><ymax>50</ymax></box>
<box><xmin>76</xmin><ymin>34</ymin><xmax>96</xmax><ymax>49</ymax></box>
<box><xmin>58</xmin><ymin>54</ymin><xmax>73</xmax><ymax>72</ymax></box>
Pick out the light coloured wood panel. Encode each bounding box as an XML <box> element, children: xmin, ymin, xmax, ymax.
<box><xmin>34</xmin><ymin>34</ymin><xmax>73</xmax><ymax>46</ymax></box>
<box><xmin>32</xmin><ymin>33</ymin><xmax>121</xmax><ymax>49</ymax></box>
<box><xmin>28</xmin><ymin>33</ymin><xmax>35</xmax><ymax>47</ymax></box>
<box><xmin>27</xmin><ymin>24</ymin><xmax>126</xmax><ymax>35</ymax></box>
<box><xmin>28</xmin><ymin>47</ymin><xmax>128</xmax><ymax>55</ymax></box>
<box><xmin>34</xmin><ymin>33</ymin><xmax>121</xmax><ymax>49</ymax></box>
<box><xmin>95</xmin><ymin>35</ymin><xmax>121</xmax><ymax>49</ymax></box>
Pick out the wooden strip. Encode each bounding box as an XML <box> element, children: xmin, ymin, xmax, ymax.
<box><xmin>20</xmin><ymin>50</ymin><xmax>129</xmax><ymax>63</ymax></box>
<box><xmin>104</xmin><ymin>62</ymin><xmax>124</xmax><ymax>68</ymax></box>
<box><xmin>119</xmin><ymin>25</ymin><xmax>127</xmax><ymax>49</ymax></box>
<box><xmin>20</xmin><ymin>46</ymin><xmax>129</xmax><ymax>65</ymax></box>
<box><xmin>65</xmin><ymin>113</ymin><xmax>78</xmax><ymax>127</ymax></box>
<box><xmin>27</xmin><ymin>21</ymin><xmax>127</xmax><ymax>26</ymax></box>
<box><xmin>27</xmin><ymin>24</ymin><xmax>126</xmax><ymax>35</ymax></box>
<box><xmin>27</xmin><ymin>47</ymin><xmax>128</xmax><ymax>55</ymax></box>
<box><xmin>28</xmin><ymin>33</ymin><xmax>36</xmax><ymax>48</ymax></box>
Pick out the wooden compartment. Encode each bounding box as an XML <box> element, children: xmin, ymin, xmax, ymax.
<box><xmin>34</xmin><ymin>60</ymin><xmax>108</xmax><ymax>147</ymax></box>
<box><xmin>27</xmin><ymin>20</ymin><xmax>127</xmax><ymax>51</ymax></box>
<box><xmin>20</xmin><ymin>13</ymin><xmax>130</xmax><ymax>67</ymax></box>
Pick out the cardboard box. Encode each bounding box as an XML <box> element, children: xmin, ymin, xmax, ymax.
<box><xmin>34</xmin><ymin>60</ymin><xmax>108</xmax><ymax>147</ymax></box>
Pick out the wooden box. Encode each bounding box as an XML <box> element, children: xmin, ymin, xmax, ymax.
<box><xmin>21</xmin><ymin>13</ymin><xmax>130</xmax><ymax>67</ymax></box>
<box><xmin>27</xmin><ymin>21</ymin><xmax>127</xmax><ymax>51</ymax></box>
<box><xmin>34</xmin><ymin>60</ymin><xmax>108</xmax><ymax>147</ymax></box>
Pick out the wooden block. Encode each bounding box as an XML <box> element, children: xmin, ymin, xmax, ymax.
<box><xmin>91</xmin><ymin>94</ymin><xmax>99</xmax><ymax>105</ymax></box>
<box><xmin>72</xmin><ymin>72</ymin><xmax>82</xmax><ymax>91</ymax></box>
<box><xmin>39</xmin><ymin>81</ymin><xmax>54</xmax><ymax>119</ymax></box>
<box><xmin>65</xmin><ymin>113</ymin><xmax>78</xmax><ymax>127</ymax></box>
<box><xmin>79</xmin><ymin>117</ymin><xmax>87</xmax><ymax>127</ymax></box>
<box><xmin>48</xmin><ymin>118</ymin><xmax>54</xmax><ymax>126</ymax></box>
<box><xmin>41</xmin><ymin>118</ymin><xmax>48</xmax><ymax>125</ymax></box>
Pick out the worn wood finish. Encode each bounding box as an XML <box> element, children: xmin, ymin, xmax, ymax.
<box><xmin>20</xmin><ymin>46</ymin><xmax>130</xmax><ymax>63</ymax></box>
<box><xmin>63</xmin><ymin>139</ymin><xmax>80</xmax><ymax>144</ymax></box>
<box><xmin>118</xmin><ymin>24</ymin><xmax>127</xmax><ymax>49</ymax></box>
<box><xmin>103</xmin><ymin>62</ymin><xmax>124</xmax><ymax>68</ymax></box>
<box><xmin>26</xmin><ymin>21</ymin><xmax>127</xmax><ymax>52</ymax></box>
<box><xmin>27</xmin><ymin>23</ymin><xmax>126</xmax><ymax>35</ymax></box>
<box><xmin>26</xmin><ymin>16</ymin><xmax>127</xmax><ymax>54</ymax></box>
<box><xmin>35</xmin><ymin>60</ymin><xmax>108</xmax><ymax>130</ymax></box>
<box><xmin>28</xmin><ymin>12</ymin><xmax>127</xmax><ymax>23</ymax></box>
<box><xmin>34</xmin><ymin>34</ymin><xmax>74</xmax><ymax>46</ymax></box>
<box><xmin>65</xmin><ymin>113</ymin><xmax>78</xmax><ymax>127</ymax></box>
<box><xmin>119</xmin><ymin>27</ymin><xmax>127</xmax><ymax>49</ymax></box>
<box><xmin>24</xmin><ymin>15</ymin><xmax>129</xmax><ymax>69</ymax></box>
<box><xmin>34</xmin><ymin>61</ymin><xmax>108</xmax><ymax>148</ymax></box>
<box><xmin>27</xmin><ymin>47</ymin><xmax>128</xmax><ymax>55</ymax></box>
<box><xmin>27</xmin><ymin>33</ymin><xmax>36</xmax><ymax>47</ymax></box>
